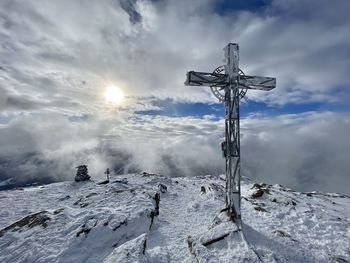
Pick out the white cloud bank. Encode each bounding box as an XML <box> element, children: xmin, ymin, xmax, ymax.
<box><xmin>1</xmin><ymin>111</ymin><xmax>350</xmax><ymax>195</ymax></box>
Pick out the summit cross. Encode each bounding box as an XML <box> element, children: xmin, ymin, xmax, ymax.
<box><xmin>185</xmin><ymin>43</ymin><xmax>276</xmax><ymax>227</ymax></box>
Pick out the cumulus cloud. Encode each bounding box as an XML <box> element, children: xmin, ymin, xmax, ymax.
<box><xmin>242</xmin><ymin>111</ymin><xmax>350</xmax><ymax>195</ymax></box>
<box><xmin>0</xmin><ymin>112</ymin><xmax>224</xmax><ymax>185</ymax></box>
<box><xmin>120</xmin><ymin>112</ymin><xmax>350</xmax><ymax>195</ymax></box>
<box><xmin>1</xmin><ymin>0</ymin><xmax>350</xmax><ymax>107</ymax></box>
<box><xmin>2</xmin><ymin>109</ymin><xmax>350</xmax><ymax>195</ymax></box>
<box><xmin>1</xmin><ymin>0</ymin><xmax>350</xmax><ymax>195</ymax></box>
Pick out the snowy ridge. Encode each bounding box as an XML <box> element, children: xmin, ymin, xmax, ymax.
<box><xmin>0</xmin><ymin>174</ymin><xmax>349</xmax><ymax>262</ymax></box>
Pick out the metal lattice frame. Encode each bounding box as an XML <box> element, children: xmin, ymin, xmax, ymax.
<box><xmin>210</xmin><ymin>66</ymin><xmax>248</xmax><ymax>102</ymax></box>
<box><xmin>224</xmin><ymin>80</ymin><xmax>242</xmax><ymax>224</ymax></box>
<box><xmin>185</xmin><ymin>43</ymin><xmax>276</xmax><ymax>227</ymax></box>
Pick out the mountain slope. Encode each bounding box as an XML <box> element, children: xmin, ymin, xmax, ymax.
<box><xmin>0</xmin><ymin>174</ymin><xmax>349</xmax><ymax>262</ymax></box>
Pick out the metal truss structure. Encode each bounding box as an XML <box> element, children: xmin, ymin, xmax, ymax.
<box><xmin>185</xmin><ymin>43</ymin><xmax>276</xmax><ymax>228</ymax></box>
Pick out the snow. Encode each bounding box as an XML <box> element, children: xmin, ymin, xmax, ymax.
<box><xmin>0</xmin><ymin>174</ymin><xmax>349</xmax><ymax>262</ymax></box>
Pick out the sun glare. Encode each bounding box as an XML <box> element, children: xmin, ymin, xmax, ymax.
<box><xmin>104</xmin><ymin>86</ymin><xmax>124</xmax><ymax>104</ymax></box>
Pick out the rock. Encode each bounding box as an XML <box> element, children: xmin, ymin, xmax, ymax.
<box><xmin>254</xmin><ymin>206</ymin><xmax>267</xmax><ymax>212</ymax></box>
<box><xmin>200</xmin><ymin>186</ymin><xmax>206</xmax><ymax>194</ymax></box>
<box><xmin>158</xmin><ymin>183</ymin><xmax>167</xmax><ymax>193</ymax></box>
<box><xmin>76</xmin><ymin>218</ymin><xmax>98</xmax><ymax>237</ymax></box>
<box><xmin>114</xmin><ymin>178</ymin><xmax>128</xmax><ymax>184</ymax></box>
<box><xmin>149</xmin><ymin>192</ymin><xmax>160</xmax><ymax>229</ymax></box>
<box><xmin>141</xmin><ymin>172</ymin><xmax>158</xmax><ymax>177</ymax></box>
<box><xmin>187</xmin><ymin>236</ymin><xmax>195</xmax><ymax>255</ymax></box>
<box><xmin>76</xmin><ymin>224</ymin><xmax>91</xmax><ymax>237</ymax></box>
<box><xmin>0</xmin><ymin>211</ymin><xmax>50</xmax><ymax>237</ymax></box>
<box><xmin>53</xmin><ymin>208</ymin><xmax>64</xmax><ymax>215</ymax></box>
<box><xmin>202</xmin><ymin>232</ymin><xmax>230</xmax><ymax>247</ymax></box>
<box><xmin>252</xmin><ymin>189</ymin><xmax>264</xmax><ymax>198</ymax></box>
<box><xmin>59</xmin><ymin>195</ymin><xmax>71</xmax><ymax>201</ymax></box>
<box><xmin>273</xmin><ymin>230</ymin><xmax>291</xmax><ymax>238</ymax></box>
<box><xmin>112</xmin><ymin>219</ymin><xmax>128</xmax><ymax>231</ymax></box>
<box><xmin>273</xmin><ymin>230</ymin><xmax>298</xmax><ymax>242</ymax></box>
<box><xmin>97</xmin><ymin>180</ymin><xmax>109</xmax><ymax>185</ymax></box>
<box><xmin>334</xmin><ymin>256</ymin><xmax>348</xmax><ymax>262</ymax></box>
<box><xmin>75</xmin><ymin>165</ymin><xmax>90</xmax><ymax>182</ymax></box>
<box><xmin>80</xmin><ymin>203</ymin><xmax>89</xmax><ymax>208</ymax></box>
<box><xmin>153</xmin><ymin>193</ymin><xmax>160</xmax><ymax>216</ymax></box>
<box><xmin>251</xmin><ymin>183</ymin><xmax>262</xmax><ymax>189</ymax></box>
<box><xmin>86</xmin><ymin>192</ymin><xmax>97</xmax><ymax>198</ymax></box>
<box><xmin>73</xmin><ymin>197</ymin><xmax>83</xmax><ymax>205</ymax></box>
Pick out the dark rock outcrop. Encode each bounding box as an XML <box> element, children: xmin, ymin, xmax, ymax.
<box><xmin>0</xmin><ymin>211</ymin><xmax>51</xmax><ymax>237</ymax></box>
<box><xmin>252</xmin><ymin>189</ymin><xmax>264</xmax><ymax>198</ymax></box>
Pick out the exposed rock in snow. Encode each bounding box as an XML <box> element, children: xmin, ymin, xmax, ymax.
<box><xmin>251</xmin><ymin>189</ymin><xmax>264</xmax><ymax>198</ymax></box>
<box><xmin>0</xmin><ymin>211</ymin><xmax>50</xmax><ymax>237</ymax></box>
<box><xmin>0</xmin><ymin>174</ymin><xmax>349</xmax><ymax>262</ymax></box>
<box><xmin>158</xmin><ymin>183</ymin><xmax>167</xmax><ymax>193</ymax></box>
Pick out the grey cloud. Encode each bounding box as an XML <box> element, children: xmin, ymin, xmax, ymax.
<box><xmin>114</xmin><ymin>112</ymin><xmax>350</xmax><ymax>195</ymax></box>
<box><xmin>1</xmin><ymin>109</ymin><xmax>350</xmax><ymax>195</ymax></box>
<box><xmin>241</xmin><ymin>112</ymin><xmax>350</xmax><ymax>195</ymax></box>
<box><xmin>2</xmin><ymin>0</ymin><xmax>350</xmax><ymax>106</ymax></box>
<box><xmin>6</xmin><ymin>95</ymin><xmax>39</xmax><ymax>111</ymax></box>
<box><xmin>0</xmin><ymin>112</ymin><xmax>136</xmax><ymax>186</ymax></box>
<box><xmin>0</xmin><ymin>0</ymin><xmax>350</xmax><ymax>196</ymax></box>
<box><xmin>119</xmin><ymin>0</ymin><xmax>142</xmax><ymax>24</ymax></box>
<box><xmin>271</xmin><ymin>0</ymin><xmax>350</xmax><ymax>24</ymax></box>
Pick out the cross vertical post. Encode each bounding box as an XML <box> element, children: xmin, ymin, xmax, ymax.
<box><xmin>224</xmin><ymin>43</ymin><xmax>241</xmax><ymax>223</ymax></box>
<box><xmin>185</xmin><ymin>43</ymin><xmax>276</xmax><ymax>226</ymax></box>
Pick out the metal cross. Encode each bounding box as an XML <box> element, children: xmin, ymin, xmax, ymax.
<box><xmin>185</xmin><ymin>43</ymin><xmax>276</xmax><ymax>227</ymax></box>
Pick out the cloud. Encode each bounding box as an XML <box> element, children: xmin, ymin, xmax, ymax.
<box><xmin>120</xmin><ymin>0</ymin><xmax>142</xmax><ymax>24</ymax></box>
<box><xmin>0</xmin><ymin>0</ymin><xmax>350</xmax><ymax>196</ymax></box>
<box><xmin>1</xmin><ymin>0</ymin><xmax>350</xmax><ymax>107</ymax></box>
<box><xmin>241</xmin><ymin>111</ymin><xmax>350</xmax><ymax>195</ymax></box>
<box><xmin>0</xmin><ymin>111</ymin><xmax>136</xmax><ymax>185</ymax></box>
<box><xmin>0</xmin><ymin>112</ymin><xmax>224</xmax><ymax>185</ymax></box>
<box><xmin>2</xmin><ymin>109</ymin><xmax>350</xmax><ymax>195</ymax></box>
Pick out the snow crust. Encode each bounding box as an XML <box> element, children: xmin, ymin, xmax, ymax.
<box><xmin>0</xmin><ymin>174</ymin><xmax>349</xmax><ymax>262</ymax></box>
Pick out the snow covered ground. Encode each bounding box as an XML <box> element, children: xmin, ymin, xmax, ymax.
<box><xmin>0</xmin><ymin>173</ymin><xmax>349</xmax><ymax>262</ymax></box>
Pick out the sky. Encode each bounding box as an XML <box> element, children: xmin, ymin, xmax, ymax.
<box><xmin>1</xmin><ymin>0</ymin><xmax>350</xmax><ymax>195</ymax></box>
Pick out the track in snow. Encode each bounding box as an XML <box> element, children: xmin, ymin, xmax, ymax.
<box><xmin>147</xmin><ymin>176</ymin><xmax>224</xmax><ymax>261</ymax></box>
<box><xmin>146</xmin><ymin>176</ymin><xmax>262</xmax><ymax>262</ymax></box>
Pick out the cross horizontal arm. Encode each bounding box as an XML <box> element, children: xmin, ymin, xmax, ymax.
<box><xmin>185</xmin><ymin>71</ymin><xmax>229</xmax><ymax>87</ymax></box>
<box><xmin>185</xmin><ymin>71</ymin><xmax>276</xmax><ymax>91</ymax></box>
<box><xmin>239</xmin><ymin>75</ymin><xmax>276</xmax><ymax>91</ymax></box>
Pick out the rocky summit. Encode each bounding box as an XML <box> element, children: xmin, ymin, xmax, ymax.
<box><xmin>0</xmin><ymin>174</ymin><xmax>349</xmax><ymax>262</ymax></box>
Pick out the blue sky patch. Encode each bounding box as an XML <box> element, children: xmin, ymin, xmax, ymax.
<box><xmin>135</xmin><ymin>99</ymin><xmax>223</xmax><ymax>118</ymax></box>
<box><xmin>214</xmin><ymin>0</ymin><xmax>271</xmax><ymax>14</ymax></box>
<box><xmin>135</xmin><ymin>98</ymin><xmax>350</xmax><ymax>119</ymax></box>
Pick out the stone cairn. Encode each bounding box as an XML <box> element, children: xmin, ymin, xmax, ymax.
<box><xmin>75</xmin><ymin>165</ymin><xmax>90</xmax><ymax>182</ymax></box>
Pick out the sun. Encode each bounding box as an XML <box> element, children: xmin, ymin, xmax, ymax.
<box><xmin>104</xmin><ymin>86</ymin><xmax>124</xmax><ymax>104</ymax></box>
